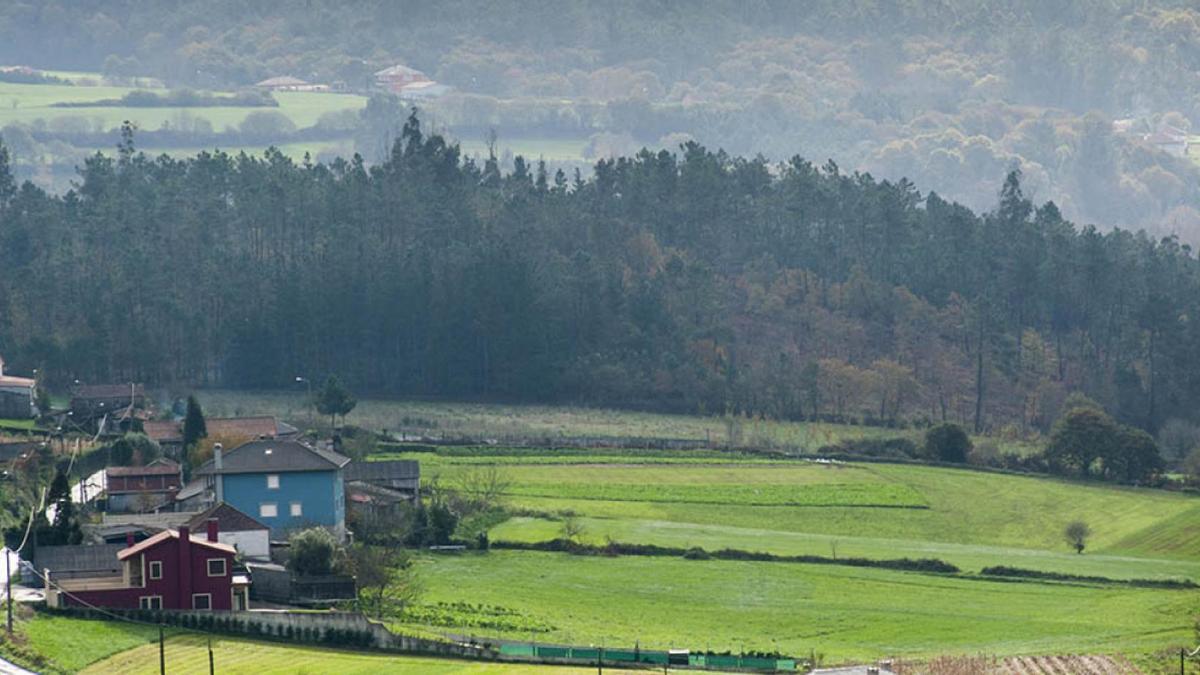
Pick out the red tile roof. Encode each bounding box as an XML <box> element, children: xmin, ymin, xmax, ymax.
<box><xmin>106</xmin><ymin>460</ymin><xmax>181</xmax><ymax>477</ymax></box>
<box><xmin>117</xmin><ymin>529</ymin><xmax>235</xmax><ymax>560</ymax></box>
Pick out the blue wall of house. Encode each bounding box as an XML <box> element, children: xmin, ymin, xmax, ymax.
<box><xmin>220</xmin><ymin>470</ymin><xmax>344</xmax><ymax>535</ymax></box>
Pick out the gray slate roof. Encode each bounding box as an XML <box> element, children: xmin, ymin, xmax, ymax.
<box><xmin>344</xmin><ymin>459</ymin><xmax>419</xmax><ymax>482</ymax></box>
<box><xmin>195</xmin><ymin>439</ymin><xmax>350</xmax><ymax>475</ymax></box>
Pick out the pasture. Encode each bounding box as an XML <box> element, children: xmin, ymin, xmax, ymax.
<box><xmin>386</xmin><ymin>444</ymin><xmax>1200</xmax><ymax>661</ymax></box>
<box><xmin>0</xmin><ymin>81</ymin><xmax>367</xmax><ymax>130</ymax></box>
<box><xmin>402</xmin><ymin>550</ymin><xmax>1195</xmax><ymax>662</ymax></box>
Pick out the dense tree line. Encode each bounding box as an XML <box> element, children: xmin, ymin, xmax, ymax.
<box><xmin>2</xmin><ymin>116</ymin><xmax>1200</xmax><ymax>440</ymax></box>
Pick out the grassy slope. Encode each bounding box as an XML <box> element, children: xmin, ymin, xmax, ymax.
<box><xmin>7</xmin><ymin>613</ymin><xmax>166</xmax><ymax>674</ymax></box>
<box><xmin>0</xmin><ymin>82</ymin><xmax>366</xmax><ymax>129</ymax></box>
<box><xmin>84</xmin><ymin>633</ymin><xmax>643</xmax><ymax>675</ymax></box>
<box><xmin>404</xmin><ymin>551</ymin><xmax>1195</xmax><ymax>662</ymax></box>
<box><xmin>421</xmin><ymin>458</ymin><xmax>1200</xmax><ymax>567</ymax></box>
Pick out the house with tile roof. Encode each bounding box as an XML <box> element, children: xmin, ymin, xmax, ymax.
<box><xmin>0</xmin><ymin>356</ymin><xmax>36</xmax><ymax>419</ymax></box>
<box><xmin>105</xmin><ymin>458</ymin><xmax>183</xmax><ymax>513</ymax></box>
<box><xmin>185</xmin><ymin>502</ymin><xmax>270</xmax><ymax>560</ymax></box>
<box><xmin>143</xmin><ymin>416</ymin><xmax>299</xmax><ymax>455</ymax></box>
<box><xmin>190</xmin><ymin>440</ymin><xmax>351</xmax><ymax>538</ymax></box>
<box><xmin>45</xmin><ymin>524</ymin><xmax>249</xmax><ymax>611</ymax></box>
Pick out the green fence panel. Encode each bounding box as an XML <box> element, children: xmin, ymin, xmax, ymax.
<box><xmin>605</xmin><ymin>649</ymin><xmax>639</xmax><ymax>662</ymax></box>
<box><xmin>776</xmin><ymin>658</ymin><xmax>797</xmax><ymax>670</ymax></box>
<box><xmin>571</xmin><ymin>648</ymin><xmax>599</xmax><ymax>660</ymax></box>
<box><xmin>499</xmin><ymin>644</ymin><xmax>535</xmax><ymax>656</ymax></box>
<box><xmin>537</xmin><ymin>646</ymin><xmax>569</xmax><ymax>659</ymax></box>
<box><xmin>740</xmin><ymin>656</ymin><xmax>779</xmax><ymax>669</ymax></box>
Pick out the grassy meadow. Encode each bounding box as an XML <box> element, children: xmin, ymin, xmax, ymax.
<box><xmin>378</xmin><ymin>443</ymin><xmax>1200</xmax><ymax>662</ymax></box>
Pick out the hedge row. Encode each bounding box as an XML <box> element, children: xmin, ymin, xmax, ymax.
<box><xmin>979</xmin><ymin>565</ymin><xmax>1198</xmax><ymax>589</ymax></box>
<box><xmin>494</xmin><ymin>538</ymin><xmax>960</xmax><ymax>574</ymax></box>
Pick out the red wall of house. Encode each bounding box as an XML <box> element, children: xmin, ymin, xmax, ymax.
<box><xmin>64</xmin><ymin>528</ymin><xmax>236</xmax><ymax>610</ymax></box>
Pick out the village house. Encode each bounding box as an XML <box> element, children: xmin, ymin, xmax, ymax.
<box><xmin>186</xmin><ymin>440</ymin><xmax>350</xmax><ymax>538</ymax></box>
<box><xmin>143</xmin><ymin>416</ymin><xmax>299</xmax><ymax>456</ymax></box>
<box><xmin>0</xmin><ymin>356</ymin><xmax>36</xmax><ymax>419</ymax></box>
<box><xmin>45</xmin><ymin>523</ymin><xmax>250</xmax><ymax>611</ymax></box>
<box><xmin>374</xmin><ymin>64</ymin><xmax>429</xmax><ymax>93</ymax></box>
<box><xmin>70</xmin><ymin>383</ymin><xmax>147</xmax><ymax>423</ymax></box>
<box><xmin>397</xmin><ymin>80</ymin><xmax>452</xmax><ymax>100</ymax></box>
<box><xmin>105</xmin><ymin>459</ymin><xmax>183</xmax><ymax>513</ymax></box>
<box><xmin>185</xmin><ymin>502</ymin><xmax>270</xmax><ymax>560</ymax></box>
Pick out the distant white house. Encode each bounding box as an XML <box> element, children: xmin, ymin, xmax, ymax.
<box><xmin>255</xmin><ymin>76</ymin><xmax>329</xmax><ymax>92</ymax></box>
<box><xmin>375</xmin><ymin>64</ymin><xmax>430</xmax><ymax>93</ymax></box>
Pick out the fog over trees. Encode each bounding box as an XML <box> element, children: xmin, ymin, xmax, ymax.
<box><xmin>3</xmin><ymin>2</ymin><xmax>1200</xmax><ymax>237</ymax></box>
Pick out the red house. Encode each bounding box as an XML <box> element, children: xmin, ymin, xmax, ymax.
<box><xmin>47</xmin><ymin>523</ymin><xmax>249</xmax><ymax>611</ymax></box>
<box><xmin>105</xmin><ymin>459</ymin><xmax>182</xmax><ymax>512</ymax></box>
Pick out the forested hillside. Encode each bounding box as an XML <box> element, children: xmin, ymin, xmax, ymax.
<box><xmin>1</xmin><ymin>117</ymin><xmax>1198</xmax><ymax>437</ymax></box>
<box><xmin>4</xmin><ymin>1</ymin><xmax>1200</xmax><ymax>237</ymax></box>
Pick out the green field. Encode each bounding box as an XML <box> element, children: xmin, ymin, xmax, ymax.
<box><xmin>84</xmin><ymin>633</ymin><xmax>643</xmax><ymax>674</ymax></box>
<box><xmin>400</xmin><ymin>550</ymin><xmax>1195</xmax><ymax>662</ymax></box>
<box><xmin>381</xmin><ymin>444</ymin><xmax>1200</xmax><ymax>661</ymax></box>
<box><xmin>0</xmin><ymin>81</ymin><xmax>366</xmax><ymax>130</ymax></box>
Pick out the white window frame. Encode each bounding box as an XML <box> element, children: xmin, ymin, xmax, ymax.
<box><xmin>191</xmin><ymin>593</ymin><xmax>212</xmax><ymax>610</ymax></box>
<box><xmin>148</xmin><ymin>560</ymin><xmax>162</xmax><ymax>580</ymax></box>
<box><xmin>259</xmin><ymin>502</ymin><xmax>277</xmax><ymax>518</ymax></box>
<box><xmin>289</xmin><ymin>501</ymin><xmax>303</xmax><ymax>517</ymax></box>
<box><xmin>207</xmin><ymin>558</ymin><xmax>227</xmax><ymax>577</ymax></box>
<box><xmin>139</xmin><ymin>595</ymin><xmax>162</xmax><ymax>610</ymax></box>
<box><xmin>266</xmin><ymin>474</ymin><xmax>280</xmax><ymax>489</ymax></box>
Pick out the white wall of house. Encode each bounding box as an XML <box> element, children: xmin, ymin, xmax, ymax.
<box><xmin>220</xmin><ymin>530</ymin><xmax>269</xmax><ymax>560</ymax></box>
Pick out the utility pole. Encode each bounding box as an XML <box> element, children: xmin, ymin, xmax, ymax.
<box><xmin>208</xmin><ymin>635</ymin><xmax>214</xmax><ymax>675</ymax></box>
<box><xmin>5</xmin><ymin>549</ymin><xmax>12</xmax><ymax>634</ymax></box>
<box><xmin>159</xmin><ymin>624</ymin><xmax>165</xmax><ymax>675</ymax></box>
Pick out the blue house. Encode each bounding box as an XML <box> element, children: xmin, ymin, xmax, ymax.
<box><xmin>194</xmin><ymin>440</ymin><xmax>350</xmax><ymax>538</ymax></box>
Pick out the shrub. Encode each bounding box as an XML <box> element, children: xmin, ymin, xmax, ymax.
<box><xmin>288</xmin><ymin>527</ymin><xmax>339</xmax><ymax>576</ymax></box>
<box><xmin>682</xmin><ymin>546</ymin><xmax>711</xmax><ymax>560</ymax></box>
<box><xmin>924</xmin><ymin>423</ymin><xmax>972</xmax><ymax>463</ymax></box>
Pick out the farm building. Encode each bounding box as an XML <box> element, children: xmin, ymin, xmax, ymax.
<box><xmin>375</xmin><ymin>64</ymin><xmax>429</xmax><ymax>93</ymax></box>
<box><xmin>45</xmin><ymin>524</ymin><xmax>250</xmax><ymax>611</ymax></box>
<box><xmin>0</xmin><ymin>356</ymin><xmax>36</xmax><ymax>419</ymax></box>
<box><xmin>105</xmin><ymin>459</ymin><xmax>183</xmax><ymax>513</ymax></box>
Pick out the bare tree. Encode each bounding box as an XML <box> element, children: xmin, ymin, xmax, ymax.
<box><xmin>349</xmin><ymin>544</ymin><xmax>421</xmax><ymax>619</ymax></box>
<box><xmin>1064</xmin><ymin>520</ymin><xmax>1091</xmax><ymax>554</ymax></box>
<box><xmin>453</xmin><ymin>465</ymin><xmax>512</xmax><ymax>514</ymax></box>
<box><xmin>560</xmin><ymin>516</ymin><xmax>584</xmax><ymax>543</ymax></box>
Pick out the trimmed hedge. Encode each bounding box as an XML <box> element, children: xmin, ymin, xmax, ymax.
<box><xmin>494</xmin><ymin>538</ymin><xmax>960</xmax><ymax>574</ymax></box>
<box><xmin>979</xmin><ymin>565</ymin><xmax>1198</xmax><ymax>589</ymax></box>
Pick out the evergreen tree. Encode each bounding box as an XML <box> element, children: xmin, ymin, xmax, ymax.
<box><xmin>316</xmin><ymin>376</ymin><xmax>357</xmax><ymax>428</ymax></box>
<box><xmin>182</xmin><ymin>395</ymin><xmax>208</xmax><ymax>451</ymax></box>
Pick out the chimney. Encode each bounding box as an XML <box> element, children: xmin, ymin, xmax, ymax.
<box><xmin>126</xmin><ymin>532</ymin><xmax>135</xmax><ymax>548</ymax></box>
<box><xmin>207</xmin><ymin>518</ymin><xmax>219</xmax><ymax>543</ymax></box>
<box><xmin>214</xmin><ymin>444</ymin><xmax>224</xmax><ymax>503</ymax></box>
<box><xmin>178</xmin><ymin>526</ymin><xmax>192</xmax><ymax>608</ymax></box>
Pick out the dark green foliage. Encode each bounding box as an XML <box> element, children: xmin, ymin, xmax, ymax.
<box><xmin>494</xmin><ymin>539</ymin><xmax>960</xmax><ymax>574</ymax></box>
<box><xmin>979</xmin><ymin>565</ymin><xmax>1197</xmax><ymax>590</ymax></box>
<box><xmin>315</xmin><ymin>376</ymin><xmax>356</xmax><ymax>428</ymax></box>
<box><xmin>1</xmin><ymin>118</ymin><xmax>1200</xmax><ymax>444</ymax></box>
<box><xmin>924</xmin><ymin>423</ymin><xmax>972</xmax><ymax>463</ymax></box>
<box><xmin>1046</xmin><ymin>408</ymin><xmax>1118</xmax><ymax>477</ymax></box>
<box><xmin>43</xmin><ymin>469</ymin><xmax>82</xmax><ymax>545</ymax></box>
<box><xmin>182</xmin><ymin>395</ymin><xmax>207</xmax><ymax>452</ymax></box>
<box><xmin>287</xmin><ymin>527</ymin><xmax>338</xmax><ymax>576</ymax></box>
<box><xmin>107</xmin><ymin>433</ymin><xmax>162</xmax><ymax>467</ymax></box>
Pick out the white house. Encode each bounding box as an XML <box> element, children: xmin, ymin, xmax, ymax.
<box><xmin>185</xmin><ymin>502</ymin><xmax>271</xmax><ymax>560</ymax></box>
